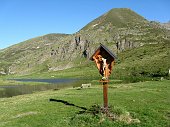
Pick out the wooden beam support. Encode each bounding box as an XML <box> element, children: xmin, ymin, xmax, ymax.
<box><xmin>103</xmin><ymin>82</ymin><xmax>108</xmax><ymax>110</ymax></box>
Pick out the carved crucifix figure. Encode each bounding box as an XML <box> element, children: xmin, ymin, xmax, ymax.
<box><xmin>93</xmin><ymin>55</ymin><xmax>110</xmax><ymax>80</ymax></box>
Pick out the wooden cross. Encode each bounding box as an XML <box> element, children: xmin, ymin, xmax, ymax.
<box><xmin>90</xmin><ymin>44</ymin><xmax>116</xmax><ymax>110</ymax></box>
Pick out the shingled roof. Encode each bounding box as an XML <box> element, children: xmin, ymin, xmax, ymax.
<box><xmin>90</xmin><ymin>43</ymin><xmax>117</xmax><ymax>61</ymax></box>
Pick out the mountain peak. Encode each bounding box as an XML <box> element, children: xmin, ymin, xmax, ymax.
<box><xmin>81</xmin><ymin>8</ymin><xmax>147</xmax><ymax>31</ymax></box>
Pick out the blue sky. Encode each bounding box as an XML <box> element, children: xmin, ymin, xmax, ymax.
<box><xmin>0</xmin><ymin>0</ymin><xmax>170</xmax><ymax>49</ymax></box>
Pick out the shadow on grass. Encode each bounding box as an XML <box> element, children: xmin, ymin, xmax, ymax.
<box><xmin>49</xmin><ymin>98</ymin><xmax>87</xmax><ymax>110</ymax></box>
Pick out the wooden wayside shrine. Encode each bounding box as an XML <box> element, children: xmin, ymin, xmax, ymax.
<box><xmin>90</xmin><ymin>43</ymin><xmax>117</xmax><ymax>111</ymax></box>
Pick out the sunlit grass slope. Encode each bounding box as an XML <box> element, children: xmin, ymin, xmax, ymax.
<box><xmin>0</xmin><ymin>80</ymin><xmax>169</xmax><ymax>127</ymax></box>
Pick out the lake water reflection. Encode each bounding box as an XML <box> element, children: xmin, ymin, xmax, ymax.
<box><xmin>0</xmin><ymin>78</ymin><xmax>81</xmax><ymax>98</ymax></box>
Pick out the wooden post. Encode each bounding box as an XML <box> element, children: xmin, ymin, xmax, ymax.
<box><xmin>103</xmin><ymin>64</ymin><xmax>109</xmax><ymax>110</ymax></box>
<box><xmin>103</xmin><ymin>82</ymin><xmax>108</xmax><ymax>109</ymax></box>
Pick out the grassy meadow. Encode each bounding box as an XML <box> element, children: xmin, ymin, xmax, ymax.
<box><xmin>0</xmin><ymin>80</ymin><xmax>169</xmax><ymax>127</ymax></box>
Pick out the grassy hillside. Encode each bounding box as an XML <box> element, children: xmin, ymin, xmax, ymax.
<box><xmin>0</xmin><ymin>33</ymin><xmax>72</xmax><ymax>75</ymax></box>
<box><xmin>2</xmin><ymin>41</ymin><xmax>167</xmax><ymax>84</ymax></box>
<box><xmin>1</xmin><ymin>42</ymin><xmax>169</xmax><ymax>85</ymax></box>
<box><xmin>112</xmin><ymin>41</ymin><xmax>170</xmax><ymax>82</ymax></box>
<box><xmin>0</xmin><ymin>80</ymin><xmax>169</xmax><ymax>127</ymax></box>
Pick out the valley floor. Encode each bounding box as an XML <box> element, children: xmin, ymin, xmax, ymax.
<box><xmin>0</xmin><ymin>80</ymin><xmax>170</xmax><ymax>127</ymax></box>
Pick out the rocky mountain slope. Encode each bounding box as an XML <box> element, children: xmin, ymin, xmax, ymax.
<box><xmin>0</xmin><ymin>8</ymin><xmax>170</xmax><ymax>77</ymax></box>
<box><xmin>161</xmin><ymin>21</ymin><xmax>170</xmax><ymax>30</ymax></box>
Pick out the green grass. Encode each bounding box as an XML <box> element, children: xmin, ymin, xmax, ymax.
<box><xmin>0</xmin><ymin>80</ymin><xmax>169</xmax><ymax>127</ymax></box>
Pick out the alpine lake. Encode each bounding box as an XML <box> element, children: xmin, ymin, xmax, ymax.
<box><xmin>0</xmin><ymin>78</ymin><xmax>85</xmax><ymax>98</ymax></box>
